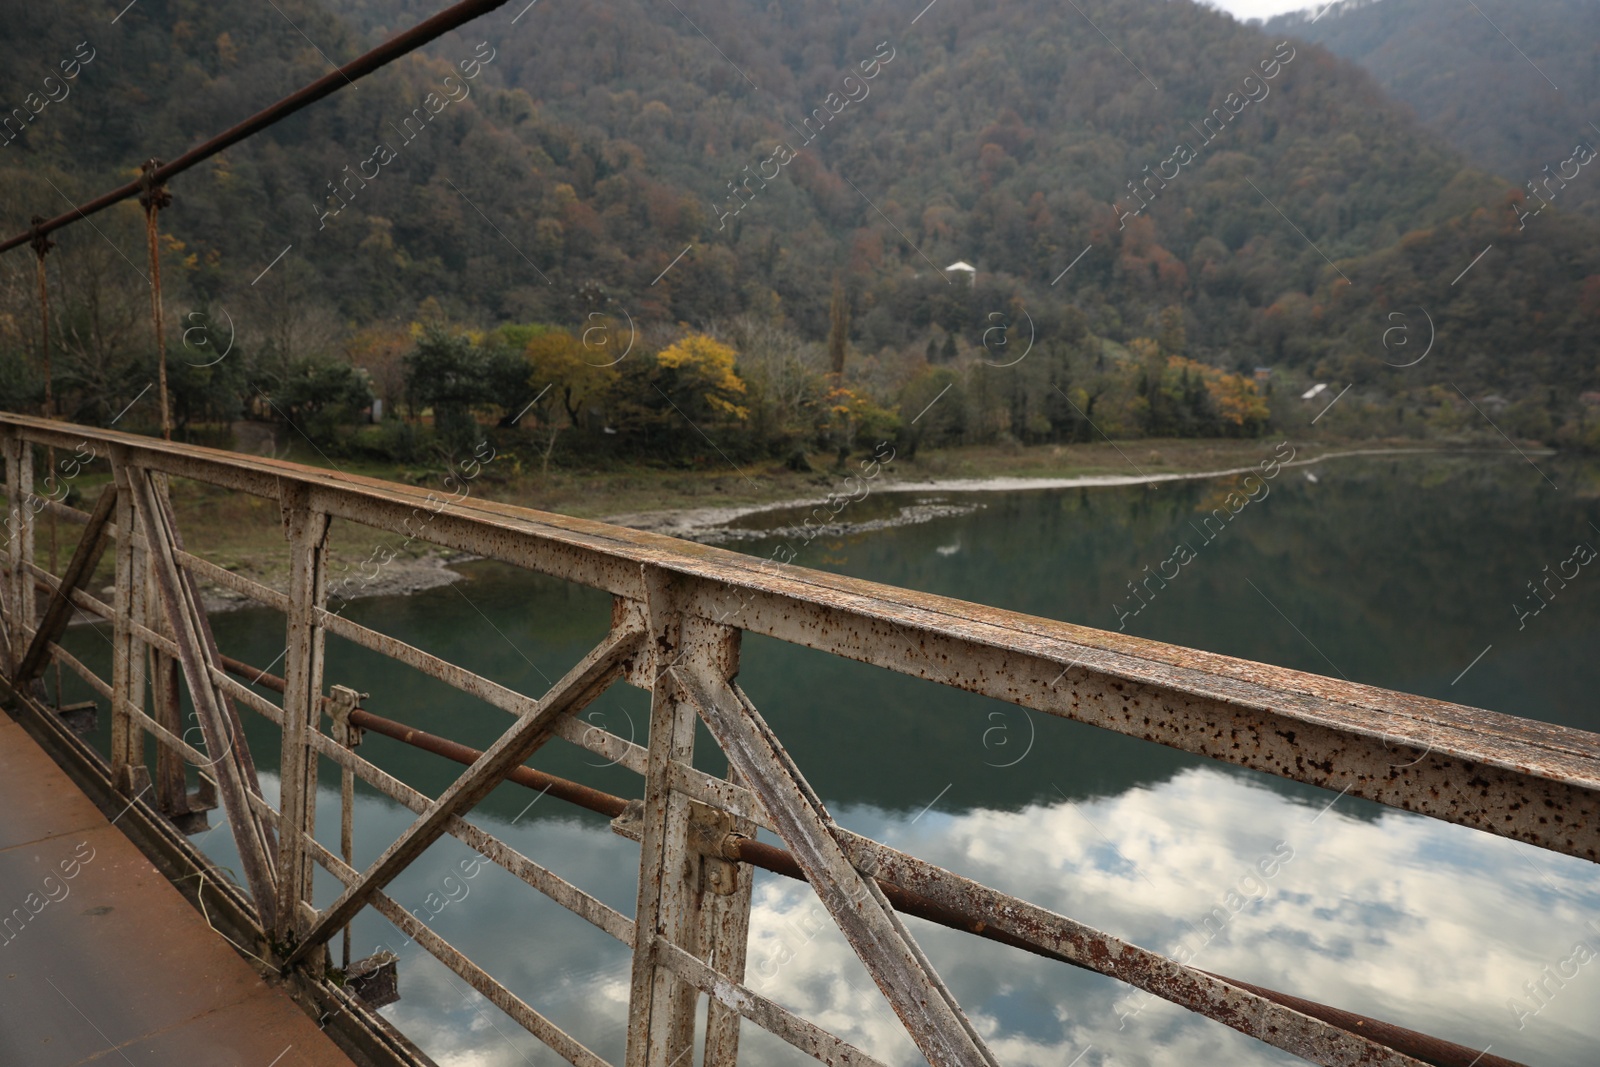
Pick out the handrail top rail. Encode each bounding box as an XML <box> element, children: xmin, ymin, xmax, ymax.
<box><xmin>4</xmin><ymin>412</ymin><xmax>1597</xmax><ymax>818</ymax></box>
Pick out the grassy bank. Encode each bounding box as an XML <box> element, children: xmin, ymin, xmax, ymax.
<box><xmin>12</xmin><ymin>435</ymin><xmax>1428</xmax><ymax>609</ymax></box>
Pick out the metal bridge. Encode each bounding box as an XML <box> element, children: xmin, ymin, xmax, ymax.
<box><xmin>2</xmin><ymin>411</ymin><xmax>1595</xmax><ymax>1067</ymax></box>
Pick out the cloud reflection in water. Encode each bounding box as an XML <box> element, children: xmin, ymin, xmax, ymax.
<box><xmin>298</xmin><ymin>764</ymin><xmax>1599</xmax><ymax>1067</ymax></box>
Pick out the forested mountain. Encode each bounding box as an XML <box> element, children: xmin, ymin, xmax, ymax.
<box><xmin>1267</xmin><ymin>0</ymin><xmax>1600</xmax><ymax>219</ymax></box>
<box><xmin>2</xmin><ymin>0</ymin><xmax>1597</xmax><ymax>454</ymax></box>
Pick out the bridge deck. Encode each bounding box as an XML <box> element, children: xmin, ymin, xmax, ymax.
<box><xmin>0</xmin><ymin>713</ymin><xmax>355</xmax><ymax>1067</ymax></box>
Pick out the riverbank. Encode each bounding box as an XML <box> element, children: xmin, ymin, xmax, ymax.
<box><xmin>146</xmin><ymin>437</ymin><xmax>1511</xmax><ymax>614</ymax></box>
<box><xmin>603</xmin><ymin>444</ymin><xmax>1472</xmax><ymax>542</ymax></box>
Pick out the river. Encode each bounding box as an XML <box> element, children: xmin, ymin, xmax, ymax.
<box><xmin>66</xmin><ymin>451</ymin><xmax>1600</xmax><ymax>1066</ymax></box>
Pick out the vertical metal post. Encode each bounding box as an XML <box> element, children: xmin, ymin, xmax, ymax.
<box><xmin>0</xmin><ymin>433</ymin><xmax>20</xmax><ymax>676</ymax></box>
<box><xmin>3</xmin><ymin>432</ymin><xmax>35</xmax><ymax>673</ymax></box>
<box><xmin>700</xmin><ymin>764</ymin><xmax>756</xmax><ymax>1067</ymax></box>
<box><xmin>276</xmin><ymin>488</ymin><xmax>330</xmax><ymax>957</ymax></box>
<box><xmin>679</xmin><ymin>672</ymin><xmax>1002</xmax><ymax>1067</ymax></box>
<box><xmin>150</xmin><ymin>647</ymin><xmax>182</xmax><ymax>803</ymax></box>
<box><xmin>108</xmin><ymin>452</ymin><xmax>148</xmax><ymax>794</ymax></box>
<box><xmin>151</xmin><ymin>646</ymin><xmax>209</xmax><ymax>830</ymax></box>
<box><xmin>624</xmin><ymin>570</ymin><xmax>705</xmax><ymax>1067</ymax></box>
<box><xmin>328</xmin><ymin>684</ymin><xmax>366</xmax><ymax>972</ymax></box>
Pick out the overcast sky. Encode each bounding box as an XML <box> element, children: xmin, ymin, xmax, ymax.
<box><xmin>1196</xmin><ymin>0</ymin><xmax>1331</xmax><ymax>21</ymax></box>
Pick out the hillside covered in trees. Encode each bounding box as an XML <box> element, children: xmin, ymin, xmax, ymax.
<box><xmin>1268</xmin><ymin>0</ymin><xmax>1600</xmax><ymax>219</ymax></box>
<box><xmin>2</xmin><ymin>0</ymin><xmax>1597</xmax><ymax>464</ymax></box>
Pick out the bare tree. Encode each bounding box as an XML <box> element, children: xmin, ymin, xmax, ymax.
<box><xmin>30</xmin><ymin>212</ymin><xmax>149</xmax><ymax>424</ymax></box>
<box><xmin>712</xmin><ymin>314</ymin><xmax>827</xmax><ymax>450</ymax></box>
<box><xmin>826</xmin><ymin>274</ymin><xmax>849</xmax><ymax>377</ymax></box>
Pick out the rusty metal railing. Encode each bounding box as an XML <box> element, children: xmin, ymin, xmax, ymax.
<box><xmin>0</xmin><ymin>0</ymin><xmax>512</xmax><ymax>256</ymax></box>
<box><xmin>3</xmin><ymin>411</ymin><xmax>1595</xmax><ymax>1067</ymax></box>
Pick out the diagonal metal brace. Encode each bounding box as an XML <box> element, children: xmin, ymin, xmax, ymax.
<box><xmin>128</xmin><ymin>467</ymin><xmax>279</xmax><ymax>930</ymax></box>
<box><xmin>283</xmin><ymin>621</ymin><xmax>645</xmax><ymax>968</ymax></box>
<box><xmin>17</xmin><ymin>484</ymin><xmax>118</xmax><ymax>685</ymax></box>
<box><xmin>672</xmin><ymin>664</ymin><xmax>1001</xmax><ymax>1067</ymax></box>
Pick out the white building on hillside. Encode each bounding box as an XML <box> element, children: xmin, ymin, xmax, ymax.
<box><xmin>944</xmin><ymin>260</ymin><xmax>976</xmax><ymax>286</ymax></box>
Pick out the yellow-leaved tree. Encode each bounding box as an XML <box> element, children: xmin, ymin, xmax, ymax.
<box><xmin>655</xmin><ymin>333</ymin><xmax>749</xmax><ymax>422</ymax></box>
<box><xmin>820</xmin><ymin>385</ymin><xmax>900</xmax><ymax>465</ymax></box>
<box><xmin>1168</xmin><ymin>356</ymin><xmax>1270</xmax><ymax>434</ymax></box>
<box><xmin>516</xmin><ymin>327</ymin><xmax>618</xmax><ymax>474</ymax></box>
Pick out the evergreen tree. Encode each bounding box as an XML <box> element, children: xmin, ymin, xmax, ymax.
<box><xmin>827</xmin><ymin>276</ymin><xmax>849</xmax><ymax>378</ymax></box>
<box><xmin>1158</xmin><ymin>307</ymin><xmax>1186</xmax><ymax>357</ymax></box>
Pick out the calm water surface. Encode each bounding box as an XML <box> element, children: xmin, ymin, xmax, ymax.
<box><xmin>66</xmin><ymin>453</ymin><xmax>1600</xmax><ymax>1066</ymax></box>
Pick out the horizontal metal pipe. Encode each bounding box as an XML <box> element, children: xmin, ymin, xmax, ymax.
<box><xmin>350</xmin><ymin>708</ymin><xmax>629</xmax><ymax>820</ymax></box>
<box><xmin>216</xmin><ymin>653</ymin><xmax>630</xmax><ymax>819</ymax></box>
<box><xmin>0</xmin><ymin>0</ymin><xmax>510</xmax><ymax>254</ymax></box>
<box><xmin>209</xmin><ymin>654</ymin><xmax>1519</xmax><ymax>1067</ymax></box>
